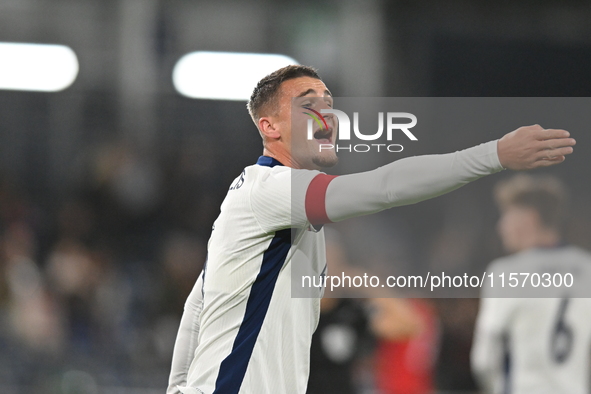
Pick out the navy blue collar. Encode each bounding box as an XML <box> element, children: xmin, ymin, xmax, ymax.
<box><xmin>256</xmin><ymin>156</ymin><xmax>284</xmax><ymax>167</ymax></box>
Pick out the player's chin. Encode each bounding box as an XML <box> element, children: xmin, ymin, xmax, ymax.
<box><xmin>312</xmin><ymin>152</ymin><xmax>338</xmax><ymax>168</ymax></box>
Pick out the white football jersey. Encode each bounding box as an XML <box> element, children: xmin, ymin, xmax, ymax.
<box><xmin>472</xmin><ymin>246</ymin><xmax>591</xmax><ymax>394</ymax></box>
<box><xmin>177</xmin><ymin>156</ymin><xmax>327</xmax><ymax>394</ymax></box>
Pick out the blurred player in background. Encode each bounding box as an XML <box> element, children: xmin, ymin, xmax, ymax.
<box><xmin>472</xmin><ymin>174</ymin><xmax>591</xmax><ymax>394</ymax></box>
<box><xmin>374</xmin><ymin>298</ymin><xmax>438</xmax><ymax>394</ymax></box>
<box><xmin>167</xmin><ymin>65</ymin><xmax>576</xmax><ymax>394</ymax></box>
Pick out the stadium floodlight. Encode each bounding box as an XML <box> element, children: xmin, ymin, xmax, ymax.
<box><xmin>172</xmin><ymin>51</ymin><xmax>299</xmax><ymax>101</ymax></box>
<box><xmin>0</xmin><ymin>42</ymin><xmax>79</xmax><ymax>92</ymax></box>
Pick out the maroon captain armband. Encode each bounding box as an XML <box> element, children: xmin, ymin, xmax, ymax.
<box><xmin>305</xmin><ymin>174</ymin><xmax>338</xmax><ymax>226</ymax></box>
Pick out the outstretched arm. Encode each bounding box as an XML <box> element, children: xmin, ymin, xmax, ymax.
<box><xmin>307</xmin><ymin>125</ymin><xmax>575</xmax><ymax>224</ymax></box>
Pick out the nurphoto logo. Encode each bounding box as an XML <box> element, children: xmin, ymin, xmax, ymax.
<box><xmin>305</xmin><ymin>108</ymin><xmax>418</xmax><ymax>153</ymax></box>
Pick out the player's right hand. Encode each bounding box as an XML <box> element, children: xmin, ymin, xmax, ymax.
<box><xmin>496</xmin><ymin>125</ymin><xmax>576</xmax><ymax>170</ymax></box>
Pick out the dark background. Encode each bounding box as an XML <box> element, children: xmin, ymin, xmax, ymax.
<box><xmin>0</xmin><ymin>0</ymin><xmax>590</xmax><ymax>393</ymax></box>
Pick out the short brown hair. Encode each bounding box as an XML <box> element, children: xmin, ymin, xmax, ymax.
<box><xmin>494</xmin><ymin>174</ymin><xmax>568</xmax><ymax>229</ymax></box>
<box><xmin>247</xmin><ymin>65</ymin><xmax>321</xmax><ymax>126</ymax></box>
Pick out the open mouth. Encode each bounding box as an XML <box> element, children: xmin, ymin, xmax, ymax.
<box><xmin>313</xmin><ymin>127</ymin><xmax>333</xmax><ymax>144</ymax></box>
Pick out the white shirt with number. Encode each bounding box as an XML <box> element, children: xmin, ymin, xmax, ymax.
<box><xmin>472</xmin><ymin>246</ymin><xmax>591</xmax><ymax>394</ymax></box>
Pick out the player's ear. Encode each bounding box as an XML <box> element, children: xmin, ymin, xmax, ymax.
<box><xmin>259</xmin><ymin>116</ymin><xmax>281</xmax><ymax>140</ymax></box>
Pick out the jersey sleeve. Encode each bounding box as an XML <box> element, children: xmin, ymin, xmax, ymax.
<box><xmin>250</xmin><ymin>167</ymin><xmax>321</xmax><ymax>232</ymax></box>
<box><xmin>252</xmin><ymin>139</ymin><xmax>502</xmax><ymax>231</ymax></box>
<box><xmin>324</xmin><ymin>140</ymin><xmax>504</xmax><ymax>222</ymax></box>
<box><xmin>167</xmin><ymin>272</ymin><xmax>204</xmax><ymax>394</ymax></box>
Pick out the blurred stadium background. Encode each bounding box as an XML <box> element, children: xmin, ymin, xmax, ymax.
<box><xmin>0</xmin><ymin>0</ymin><xmax>590</xmax><ymax>393</ymax></box>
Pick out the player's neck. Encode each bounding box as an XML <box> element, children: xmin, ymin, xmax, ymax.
<box><xmin>262</xmin><ymin>147</ymin><xmax>291</xmax><ymax>167</ymax></box>
<box><xmin>262</xmin><ymin>146</ymin><xmax>316</xmax><ymax>170</ymax></box>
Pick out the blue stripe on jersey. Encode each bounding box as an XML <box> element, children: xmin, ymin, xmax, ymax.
<box><xmin>256</xmin><ymin>156</ymin><xmax>284</xmax><ymax>167</ymax></box>
<box><xmin>213</xmin><ymin>228</ymin><xmax>292</xmax><ymax>394</ymax></box>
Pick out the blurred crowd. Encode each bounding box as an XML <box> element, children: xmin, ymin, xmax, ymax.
<box><xmin>0</xmin><ymin>138</ymin><xmax>221</xmax><ymax>392</ymax></box>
